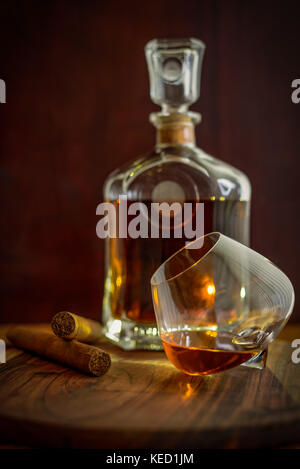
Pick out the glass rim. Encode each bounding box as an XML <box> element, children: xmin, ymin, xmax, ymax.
<box><xmin>150</xmin><ymin>231</ymin><xmax>221</xmax><ymax>287</ymax></box>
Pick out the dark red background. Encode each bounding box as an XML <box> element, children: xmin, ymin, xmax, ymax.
<box><xmin>0</xmin><ymin>0</ymin><xmax>299</xmax><ymax>323</ymax></box>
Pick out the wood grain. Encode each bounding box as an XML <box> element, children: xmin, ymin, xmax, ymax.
<box><xmin>0</xmin><ymin>324</ymin><xmax>299</xmax><ymax>448</ymax></box>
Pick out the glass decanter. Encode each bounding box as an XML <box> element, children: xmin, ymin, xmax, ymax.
<box><xmin>102</xmin><ymin>38</ymin><xmax>251</xmax><ymax>350</ymax></box>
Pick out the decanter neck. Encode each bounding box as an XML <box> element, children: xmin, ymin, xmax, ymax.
<box><xmin>150</xmin><ymin>112</ymin><xmax>200</xmax><ymax>148</ymax></box>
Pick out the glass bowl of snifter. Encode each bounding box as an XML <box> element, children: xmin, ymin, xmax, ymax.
<box><xmin>151</xmin><ymin>233</ymin><xmax>295</xmax><ymax>375</ymax></box>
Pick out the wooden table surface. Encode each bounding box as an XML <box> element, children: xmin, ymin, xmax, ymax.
<box><xmin>0</xmin><ymin>323</ymin><xmax>300</xmax><ymax>449</ymax></box>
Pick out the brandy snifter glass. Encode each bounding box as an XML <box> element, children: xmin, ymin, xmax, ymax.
<box><xmin>151</xmin><ymin>232</ymin><xmax>295</xmax><ymax>375</ymax></box>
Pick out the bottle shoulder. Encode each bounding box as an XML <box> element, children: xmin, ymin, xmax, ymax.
<box><xmin>190</xmin><ymin>147</ymin><xmax>252</xmax><ymax>200</ymax></box>
<box><xmin>104</xmin><ymin>146</ymin><xmax>251</xmax><ymax>201</ymax></box>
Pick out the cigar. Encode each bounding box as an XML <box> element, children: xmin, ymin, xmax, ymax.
<box><xmin>51</xmin><ymin>311</ymin><xmax>102</xmax><ymax>344</ymax></box>
<box><xmin>7</xmin><ymin>326</ymin><xmax>111</xmax><ymax>377</ymax></box>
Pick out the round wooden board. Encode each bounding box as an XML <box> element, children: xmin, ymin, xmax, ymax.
<box><xmin>0</xmin><ymin>331</ymin><xmax>299</xmax><ymax>448</ymax></box>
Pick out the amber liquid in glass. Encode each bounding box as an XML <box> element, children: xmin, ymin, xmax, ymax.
<box><xmin>161</xmin><ymin>329</ymin><xmax>258</xmax><ymax>375</ymax></box>
<box><xmin>105</xmin><ymin>199</ymin><xmax>250</xmax><ymax>324</ymax></box>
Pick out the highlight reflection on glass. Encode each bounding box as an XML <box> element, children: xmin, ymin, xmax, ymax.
<box><xmin>151</xmin><ymin>233</ymin><xmax>294</xmax><ymax>375</ymax></box>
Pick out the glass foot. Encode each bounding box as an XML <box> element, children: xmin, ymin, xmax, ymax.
<box><xmin>242</xmin><ymin>348</ymin><xmax>268</xmax><ymax>370</ymax></box>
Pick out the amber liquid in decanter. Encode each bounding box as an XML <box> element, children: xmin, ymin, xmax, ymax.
<box><xmin>108</xmin><ymin>199</ymin><xmax>250</xmax><ymax>325</ymax></box>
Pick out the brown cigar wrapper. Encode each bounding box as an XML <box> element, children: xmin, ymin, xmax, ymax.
<box><xmin>51</xmin><ymin>311</ymin><xmax>103</xmax><ymax>343</ymax></box>
<box><xmin>7</xmin><ymin>326</ymin><xmax>111</xmax><ymax>377</ymax></box>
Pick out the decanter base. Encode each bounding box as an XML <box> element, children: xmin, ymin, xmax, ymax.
<box><xmin>104</xmin><ymin>317</ymin><xmax>163</xmax><ymax>351</ymax></box>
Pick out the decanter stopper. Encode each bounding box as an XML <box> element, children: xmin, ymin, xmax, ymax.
<box><xmin>145</xmin><ymin>38</ymin><xmax>205</xmax><ymax>114</ymax></box>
